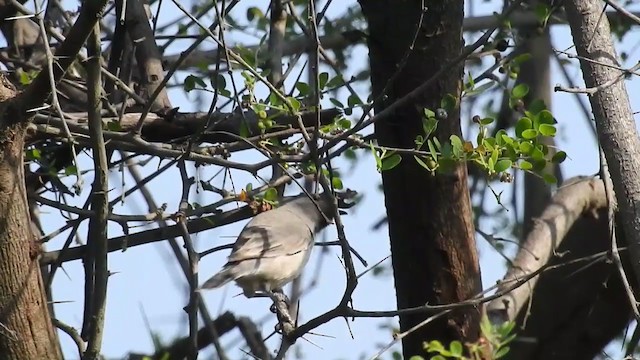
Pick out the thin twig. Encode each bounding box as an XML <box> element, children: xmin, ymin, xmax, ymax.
<box><xmin>83</xmin><ymin>23</ymin><xmax>109</xmax><ymax>359</ymax></box>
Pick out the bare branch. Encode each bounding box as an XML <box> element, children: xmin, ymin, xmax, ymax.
<box><xmin>486</xmin><ymin>177</ymin><xmax>607</xmax><ymax>322</ymax></box>
<box><xmin>15</xmin><ymin>0</ymin><xmax>108</xmax><ymax>115</ymax></box>
<box><xmin>82</xmin><ymin>23</ymin><xmax>109</xmax><ymax>358</ymax></box>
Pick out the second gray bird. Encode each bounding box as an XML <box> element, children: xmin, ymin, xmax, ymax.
<box><xmin>201</xmin><ymin>193</ymin><xmax>335</xmax><ymax>297</ymax></box>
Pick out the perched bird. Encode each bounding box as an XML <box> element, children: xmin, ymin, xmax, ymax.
<box><xmin>200</xmin><ymin>192</ymin><xmax>336</xmax><ymax>298</ymax></box>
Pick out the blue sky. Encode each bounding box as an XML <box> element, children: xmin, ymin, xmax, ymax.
<box><xmin>6</xmin><ymin>0</ymin><xmax>639</xmax><ymax>359</ymax></box>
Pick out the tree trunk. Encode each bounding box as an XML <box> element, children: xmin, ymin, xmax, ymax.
<box><xmin>359</xmin><ymin>1</ymin><xmax>482</xmax><ymax>357</ymax></box>
<box><xmin>0</xmin><ymin>77</ymin><xmax>61</xmax><ymax>359</ymax></box>
<box><xmin>511</xmin><ymin>25</ymin><xmax>556</xmax><ymax>237</ymax></box>
<box><xmin>564</xmin><ymin>0</ymin><xmax>640</xmax><ymax>291</ymax></box>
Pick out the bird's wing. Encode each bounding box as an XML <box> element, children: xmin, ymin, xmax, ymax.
<box><xmin>227</xmin><ymin>209</ymin><xmax>313</xmax><ymax>263</ymax></box>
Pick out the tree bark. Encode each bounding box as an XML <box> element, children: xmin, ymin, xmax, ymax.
<box><xmin>359</xmin><ymin>1</ymin><xmax>481</xmax><ymax>357</ymax></box>
<box><xmin>0</xmin><ymin>76</ymin><xmax>61</xmax><ymax>359</ymax></box>
<box><xmin>487</xmin><ymin>178</ymin><xmax>632</xmax><ymax>359</ymax></box>
<box><xmin>564</xmin><ymin>0</ymin><xmax>640</xmax><ymax>291</ymax></box>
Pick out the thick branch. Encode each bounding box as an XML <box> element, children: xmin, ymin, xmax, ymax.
<box><xmin>15</xmin><ymin>0</ymin><xmax>108</xmax><ymax>114</ymax></box>
<box><xmin>82</xmin><ymin>24</ymin><xmax>109</xmax><ymax>358</ymax></box>
<box><xmin>486</xmin><ymin>177</ymin><xmax>607</xmax><ymax>321</ymax></box>
<box><xmin>30</xmin><ymin>108</ymin><xmax>341</xmax><ymax>144</ymax></box>
<box><xmin>564</xmin><ymin>0</ymin><xmax>640</xmax><ymax>291</ymax></box>
<box><xmin>487</xmin><ymin>177</ymin><xmax>633</xmax><ymax>360</ymax></box>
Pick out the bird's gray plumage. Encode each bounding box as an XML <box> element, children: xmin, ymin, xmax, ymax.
<box><xmin>201</xmin><ymin>193</ymin><xmax>334</xmax><ymax>297</ymax></box>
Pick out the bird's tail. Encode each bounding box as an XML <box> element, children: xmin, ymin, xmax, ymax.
<box><xmin>200</xmin><ymin>267</ymin><xmax>235</xmax><ymax>289</ymax></box>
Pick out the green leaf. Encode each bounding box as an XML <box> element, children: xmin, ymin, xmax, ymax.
<box><xmin>288</xmin><ymin>97</ymin><xmax>301</xmax><ymax>112</ymax></box>
<box><xmin>515</xmin><ymin>117</ymin><xmax>533</xmax><ymax>137</ymax></box>
<box><xmin>431</xmin><ymin>356</ymin><xmax>447</xmax><ymax>360</ymax></box>
<box><xmin>329</xmin><ymin>97</ymin><xmax>344</xmax><ymax>108</ymax></box>
<box><xmin>25</xmin><ymin>148</ymin><xmax>41</xmax><ymax>160</ymax></box>
<box><xmin>538</xmin><ymin>110</ymin><xmax>555</xmax><ymax>124</ymax></box>
<box><xmin>295</xmin><ymin>82</ymin><xmax>311</xmax><ymax>96</ymax></box>
<box><xmin>505</xmin><ymin>143</ymin><xmax>518</xmax><ymax>160</ymax></box>
<box><xmin>423</xmin><ymin>116</ymin><xmax>438</xmax><ymax>138</ymax></box>
<box><xmin>344</xmin><ymin>148</ymin><xmax>357</xmax><ymax>160</ymax></box>
<box><xmin>464</xmin><ymin>81</ymin><xmax>496</xmax><ymax>97</ymax></box>
<box><xmin>381</xmin><ymin>153</ymin><xmax>402</xmax><ymax>171</ymax></box>
<box><xmin>318</xmin><ymin>72</ymin><xmax>329</xmax><ymax>89</ymax></box>
<box><xmin>408</xmin><ymin>356</ymin><xmax>425</xmax><ymax>360</ymax></box>
<box><xmin>531</xmin><ymin>146</ymin><xmax>545</xmax><ymax>161</ymax></box>
<box><xmin>440</xmin><ymin>94</ymin><xmax>457</xmax><ymax>113</ymax></box>
<box><xmin>210</xmin><ymin>74</ymin><xmax>226</xmax><ymax>91</ymax></box>
<box><xmin>331</xmin><ymin>177</ymin><xmax>344</xmax><ymax>190</ymax></box>
<box><xmin>538</xmin><ymin>123</ymin><xmax>556</xmax><ymax>136</ymax></box>
<box><xmin>326</xmin><ymin>75</ymin><xmax>344</xmax><ymax>88</ymax></box>
<box><xmin>543</xmin><ymin>173</ymin><xmax>557</xmax><ymax>184</ymax></box>
<box><xmin>520</xmin><ymin>160</ymin><xmax>533</xmax><ymax>170</ymax></box>
<box><xmin>521</xmin><ymin>129</ymin><xmax>539</xmax><ymax>140</ymax></box>
<box><xmin>347</xmin><ymin>94</ymin><xmax>362</xmax><ymax>108</ymax></box>
<box><xmin>184</xmin><ymin>75</ymin><xmax>206</xmax><ymax>92</ymax></box>
<box><xmin>528</xmin><ymin>99</ymin><xmax>547</xmax><ymax>114</ymax></box>
<box><xmin>482</xmin><ymin>137</ymin><xmax>496</xmax><ymax>148</ymax></box>
<box><xmin>511</xmin><ymin>83</ymin><xmax>530</xmax><ymax>99</ymax></box>
<box><xmin>426</xmin><ymin>340</ymin><xmax>446</xmax><ymax>353</ymax></box>
<box><xmin>370</xmin><ymin>143</ymin><xmax>382</xmax><ymax>170</ymax></box>
<box><xmin>239</xmin><ymin>121</ymin><xmax>250</xmax><ymax>138</ymax></box>
<box><xmin>500</xmin><ymin>133</ymin><xmax>514</xmax><ymax>145</ymax></box>
<box><xmin>449</xmin><ymin>341</ymin><xmax>463</xmax><ymax>356</ymax></box>
<box><xmin>532</xmin><ymin>159</ymin><xmax>547</xmax><ymax>172</ymax></box>
<box><xmin>552</xmin><ymin>151</ymin><xmax>567</xmax><ymax>164</ymax></box>
<box><xmin>495</xmin><ymin>346</ymin><xmax>511</xmax><ymax>359</ymax></box>
<box><xmin>495</xmin><ymin>159</ymin><xmax>512</xmax><ymax>173</ymax></box>
<box><xmin>423</xmin><ymin>108</ymin><xmax>435</xmax><ymax>119</ymax></box>
<box><xmin>534</xmin><ymin>3</ymin><xmax>551</xmax><ymax>22</ymax></box>
<box><xmin>519</xmin><ymin>142</ymin><xmax>533</xmax><ymax>154</ymax></box>
<box><xmin>19</xmin><ymin>71</ymin><xmax>32</xmax><ymax>85</ymax></box>
<box><xmin>441</xmin><ymin>141</ymin><xmax>453</xmax><ymax>158</ymax></box>
<box><xmin>427</xmin><ymin>139</ymin><xmax>438</xmax><ymax>161</ymax></box>
<box><xmin>512</xmin><ymin>53</ymin><xmax>532</xmax><ymax>66</ymax></box>
<box><xmin>264</xmin><ymin>188</ymin><xmax>278</xmax><ymax>201</ymax></box>
<box><xmin>450</xmin><ymin>134</ymin><xmax>463</xmax><ymax>151</ymax></box>
<box><xmin>414</xmin><ymin>156</ymin><xmax>433</xmax><ymax>171</ymax></box>
<box><xmin>338</xmin><ymin>118</ymin><xmax>351</xmax><ymax>129</ymax></box>
<box><xmin>480</xmin><ymin>117</ymin><xmax>495</xmax><ymax>126</ymax></box>
<box><xmin>64</xmin><ymin>165</ymin><xmax>78</xmax><ymax>176</ymax></box>
<box><xmin>246</xmin><ymin>6</ymin><xmax>264</xmax><ymax>21</ymax></box>
<box><xmin>491</xmin><ymin>148</ymin><xmax>499</xmax><ymax>168</ymax></box>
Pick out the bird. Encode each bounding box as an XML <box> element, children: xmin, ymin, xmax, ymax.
<box><xmin>200</xmin><ymin>192</ymin><xmax>336</xmax><ymax>298</ymax></box>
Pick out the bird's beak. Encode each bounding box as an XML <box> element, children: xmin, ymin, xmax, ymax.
<box><xmin>339</xmin><ymin>210</ymin><xmax>348</xmax><ymax>215</ymax></box>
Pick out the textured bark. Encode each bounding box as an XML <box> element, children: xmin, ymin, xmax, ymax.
<box><xmin>116</xmin><ymin>0</ymin><xmax>172</xmax><ymax>112</ymax></box>
<box><xmin>565</xmin><ymin>1</ymin><xmax>640</xmax><ymax>292</ymax></box>
<box><xmin>359</xmin><ymin>1</ymin><xmax>481</xmax><ymax>357</ymax></box>
<box><xmin>507</xmin><ymin>210</ymin><xmax>631</xmax><ymax>360</ymax></box>
<box><xmin>0</xmin><ymin>77</ymin><xmax>61</xmax><ymax>359</ymax></box>
<box><xmin>487</xmin><ymin>178</ymin><xmax>608</xmax><ymax>321</ymax></box>
<box><xmin>487</xmin><ymin>178</ymin><xmax>631</xmax><ymax>360</ymax></box>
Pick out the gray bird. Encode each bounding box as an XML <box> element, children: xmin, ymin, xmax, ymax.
<box><xmin>201</xmin><ymin>193</ymin><xmax>336</xmax><ymax>298</ymax></box>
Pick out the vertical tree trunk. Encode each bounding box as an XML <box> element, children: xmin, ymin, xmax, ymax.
<box><xmin>514</xmin><ymin>26</ymin><xmax>555</xmax><ymax>236</ymax></box>
<box><xmin>0</xmin><ymin>77</ymin><xmax>62</xmax><ymax>359</ymax></box>
<box><xmin>359</xmin><ymin>1</ymin><xmax>481</xmax><ymax>357</ymax></box>
<box><xmin>565</xmin><ymin>0</ymin><xmax>640</xmax><ymax>291</ymax></box>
